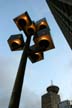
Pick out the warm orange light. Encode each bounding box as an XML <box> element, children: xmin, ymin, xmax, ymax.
<box><xmin>12</xmin><ymin>39</ymin><xmax>21</xmax><ymax>45</ymax></box>
<box><xmin>39</xmin><ymin>35</ymin><xmax>50</xmax><ymax>41</ymax></box>
<box><xmin>36</xmin><ymin>18</ymin><xmax>48</xmax><ymax>31</ymax></box>
<box><xmin>23</xmin><ymin>16</ymin><xmax>28</xmax><ymax>20</ymax></box>
<box><xmin>41</xmin><ymin>21</ymin><xmax>47</xmax><ymax>25</ymax></box>
<box><xmin>39</xmin><ymin>21</ymin><xmax>48</xmax><ymax>30</ymax></box>
<box><xmin>29</xmin><ymin>51</ymin><xmax>44</xmax><ymax>63</ymax></box>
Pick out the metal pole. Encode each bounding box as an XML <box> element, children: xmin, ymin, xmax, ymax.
<box><xmin>8</xmin><ymin>36</ymin><xmax>31</xmax><ymax>108</ymax></box>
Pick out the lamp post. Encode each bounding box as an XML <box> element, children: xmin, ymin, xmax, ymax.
<box><xmin>7</xmin><ymin>11</ymin><xmax>55</xmax><ymax>108</ymax></box>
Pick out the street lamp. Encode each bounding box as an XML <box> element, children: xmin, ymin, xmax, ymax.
<box><xmin>33</xmin><ymin>27</ymin><xmax>54</xmax><ymax>52</ymax></box>
<box><xmin>29</xmin><ymin>51</ymin><xmax>44</xmax><ymax>63</ymax></box>
<box><xmin>8</xmin><ymin>34</ymin><xmax>24</xmax><ymax>51</ymax></box>
<box><xmin>7</xmin><ymin>11</ymin><xmax>55</xmax><ymax>108</ymax></box>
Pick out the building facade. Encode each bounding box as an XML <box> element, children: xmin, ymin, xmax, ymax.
<box><xmin>41</xmin><ymin>85</ymin><xmax>72</xmax><ymax>108</ymax></box>
<box><xmin>59</xmin><ymin>100</ymin><xmax>71</xmax><ymax>108</ymax></box>
<box><xmin>46</xmin><ymin>0</ymin><xmax>72</xmax><ymax>49</ymax></box>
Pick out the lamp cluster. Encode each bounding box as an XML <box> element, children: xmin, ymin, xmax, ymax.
<box><xmin>8</xmin><ymin>11</ymin><xmax>55</xmax><ymax>63</ymax></box>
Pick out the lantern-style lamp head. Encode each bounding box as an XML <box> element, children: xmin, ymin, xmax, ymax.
<box><xmin>28</xmin><ymin>45</ymin><xmax>44</xmax><ymax>63</ymax></box>
<box><xmin>33</xmin><ymin>27</ymin><xmax>55</xmax><ymax>52</ymax></box>
<box><xmin>13</xmin><ymin>12</ymin><xmax>32</xmax><ymax>31</ymax></box>
<box><xmin>29</xmin><ymin>52</ymin><xmax>44</xmax><ymax>63</ymax></box>
<box><xmin>36</xmin><ymin>18</ymin><xmax>49</xmax><ymax>31</ymax></box>
<box><xmin>7</xmin><ymin>34</ymin><xmax>24</xmax><ymax>51</ymax></box>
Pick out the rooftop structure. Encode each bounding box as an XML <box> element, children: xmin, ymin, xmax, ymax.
<box><xmin>42</xmin><ymin>85</ymin><xmax>61</xmax><ymax>108</ymax></box>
